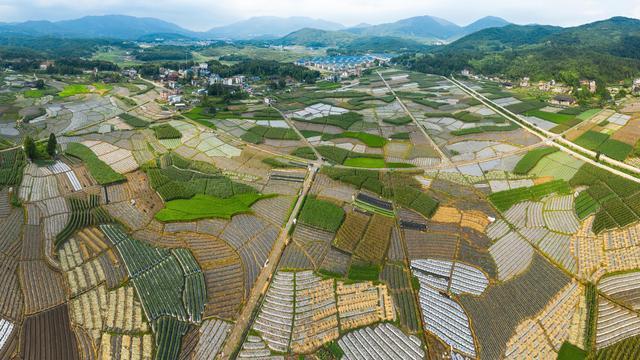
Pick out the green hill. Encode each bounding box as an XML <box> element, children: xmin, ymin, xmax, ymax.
<box><xmin>400</xmin><ymin>17</ymin><xmax>640</xmax><ymax>83</ymax></box>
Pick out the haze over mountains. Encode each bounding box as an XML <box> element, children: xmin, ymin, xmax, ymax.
<box><xmin>0</xmin><ymin>14</ymin><xmax>510</xmax><ymax>42</ymax></box>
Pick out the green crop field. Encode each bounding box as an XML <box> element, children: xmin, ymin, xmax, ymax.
<box><xmin>119</xmin><ymin>113</ymin><xmax>149</xmax><ymax>128</ymax></box>
<box><xmin>241</xmin><ymin>125</ymin><xmax>299</xmax><ymax>144</ymax></box>
<box><xmin>390</xmin><ymin>132</ymin><xmax>410</xmax><ymax>140</ymax></box>
<box><xmin>505</xmin><ymin>100</ymin><xmax>546</xmax><ymax>114</ymax></box>
<box><xmin>576</xmin><ymin>109</ymin><xmax>601</xmax><ymax>121</ymax></box>
<box><xmin>92</xmin><ymin>83</ymin><xmax>113</xmax><ymax>94</ymax></box>
<box><xmin>382</xmin><ymin>116</ymin><xmax>413</xmax><ymax>125</ymax></box>
<box><xmin>298</xmin><ymin>196</ymin><xmax>345</xmax><ymax>232</ymax></box>
<box><xmin>155</xmin><ymin>193</ymin><xmax>267</xmax><ymax>222</ymax></box>
<box><xmin>58</xmin><ymin>84</ymin><xmax>90</xmax><ymax>97</ymax></box>
<box><xmin>598</xmin><ymin>139</ymin><xmax>633</xmax><ymax>161</ymax></box>
<box><xmin>343</xmin><ymin>157</ymin><xmax>387</xmax><ymax>168</ymax></box>
<box><xmin>489</xmin><ymin>180</ymin><xmax>571</xmax><ymax>211</ymax></box>
<box><xmin>347</xmin><ymin>263</ymin><xmax>381</xmax><ymax>281</ymax></box>
<box><xmin>65</xmin><ymin>143</ymin><xmax>125</xmax><ymax>185</ymax></box>
<box><xmin>525</xmin><ymin>110</ymin><xmax>576</xmax><ymax>124</ymax></box>
<box><xmin>557</xmin><ymin>342</ymin><xmax>587</xmax><ymax>360</ymax></box>
<box><xmin>183</xmin><ymin>107</ymin><xmax>214</xmax><ymax>120</ymax></box>
<box><xmin>575</xmin><ymin>191</ymin><xmax>600</xmax><ymax>219</ymax></box>
<box><xmin>574</xmin><ymin>131</ymin><xmax>610</xmax><ymax>151</ymax></box>
<box><xmin>451</xmin><ymin>123</ymin><xmax>518</xmax><ymax>136</ymax></box>
<box><xmin>295</xmin><ymin>112</ymin><xmax>363</xmax><ymax>130</ymax></box>
<box><xmin>322</xmin><ymin>131</ymin><xmax>387</xmax><ymax>148</ymax></box>
<box><xmin>23</xmin><ymin>89</ymin><xmax>44</xmax><ymax>98</ymax></box>
<box><xmin>570</xmin><ymin>164</ymin><xmax>640</xmax><ymax>233</ymax></box>
<box><xmin>513</xmin><ymin>147</ymin><xmax>558</xmax><ymax>175</ymax></box>
<box><xmin>153</xmin><ymin>124</ymin><xmax>182</xmax><ymax>139</ymax></box>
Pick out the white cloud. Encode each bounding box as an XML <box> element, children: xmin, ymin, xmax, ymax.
<box><xmin>0</xmin><ymin>0</ymin><xmax>636</xmax><ymax>30</ymax></box>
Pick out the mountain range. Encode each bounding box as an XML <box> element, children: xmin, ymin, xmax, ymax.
<box><xmin>0</xmin><ymin>14</ymin><xmax>510</xmax><ymax>42</ymax></box>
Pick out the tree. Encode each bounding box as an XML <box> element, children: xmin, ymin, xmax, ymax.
<box><xmin>23</xmin><ymin>136</ymin><xmax>36</xmax><ymax>160</ymax></box>
<box><xmin>47</xmin><ymin>133</ymin><xmax>57</xmax><ymax>157</ymax></box>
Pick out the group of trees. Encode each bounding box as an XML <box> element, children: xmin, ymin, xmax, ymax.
<box><xmin>133</xmin><ymin>46</ymin><xmax>193</xmax><ymax>61</ymax></box>
<box><xmin>23</xmin><ymin>133</ymin><xmax>57</xmax><ymax>161</ymax></box>
<box><xmin>223</xmin><ymin>59</ymin><xmax>320</xmax><ymax>83</ymax></box>
<box><xmin>206</xmin><ymin>84</ymin><xmax>247</xmax><ymax>102</ymax></box>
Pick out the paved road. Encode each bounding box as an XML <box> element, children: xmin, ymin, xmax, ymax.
<box><xmin>448</xmin><ymin>76</ymin><xmax>640</xmax><ymax>184</ymax></box>
<box><xmin>218</xmin><ymin>165</ymin><xmax>318</xmax><ymax>359</ymax></box>
<box><xmin>271</xmin><ymin>106</ymin><xmax>324</xmax><ymax>162</ymax></box>
<box><xmin>377</xmin><ymin>70</ymin><xmax>452</xmax><ymax>166</ymax></box>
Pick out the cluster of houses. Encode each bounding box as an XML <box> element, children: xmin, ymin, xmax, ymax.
<box><xmin>634</xmin><ymin>79</ymin><xmax>640</xmax><ymax>95</ymax></box>
<box><xmin>463</xmin><ymin>69</ymin><xmax>640</xmax><ymax>107</ymax></box>
<box><xmin>296</xmin><ymin>55</ymin><xmax>392</xmax><ymax>80</ymax></box>
<box><xmin>141</xmin><ymin>63</ymin><xmax>258</xmax><ymax>107</ymax></box>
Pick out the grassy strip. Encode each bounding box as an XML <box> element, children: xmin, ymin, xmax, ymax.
<box><xmin>321</xmin><ymin>131</ymin><xmax>387</xmax><ymax>148</ymax></box>
<box><xmin>451</xmin><ymin>123</ymin><xmax>518</xmax><ymax>136</ymax></box>
<box><xmin>390</xmin><ymin>132</ymin><xmax>410</xmax><ymax>140</ymax></box>
<box><xmin>65</xmin><ymin>143</ymin><xmax>125</xmax><ymax>185</ymax></box>
<box><xmin>155</xmin><ymin>193</ymin><xmax>267</xmax><ymax>222</ymax></box>
<box><xmin>343</xmin><ymin>158</ymin><xmax>386</xmax><ymax>168</ymax></box>
<box><xmin>584</xmin><ymin>283</ymin><xmax>597</xmax><ymax>352</ymax></box>
<box><xmin>115</xmin><ymin>94</ymin><xmax>137</xmax><ymax>107</ymax></box>
<box><xmin>382</xmin><ymin>116</ymin><xmax>412</xmax><ymax>125</ymax></box>
<box><xmin>489</xmin><ymin>180</ymin><xmax>571</xmax><ymax>212</ymax></box>
<box><xmin>513</xmin><ymin>147</ymin><xmax>558</xmax><ymax>175</ymax></box>
<box><xmin>119</xmin><ymin>113</ymin><xmax>149</xmax><ymax>128</ymax></box>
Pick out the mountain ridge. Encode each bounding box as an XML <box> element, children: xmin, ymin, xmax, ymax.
<box><xmin>0</xmin><ymin>14</ymin><xmax>510</xmax><ymax>42</ymax></box>
<box><xmin>400</xmin><ymin>16</ymin><xmax>640</xmax><ymax>82</ymax></box>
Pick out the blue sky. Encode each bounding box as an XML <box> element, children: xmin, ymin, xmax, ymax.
<box><xmin>0</xmin><ymin>0</ymin><xmax>638</xmax><ymax>31</ymax></box>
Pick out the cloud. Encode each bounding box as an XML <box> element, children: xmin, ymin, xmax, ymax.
<box><xmin>0</xmin><ymin>0</ymin><xmax>636</xmax><ymax>30</ymax></box>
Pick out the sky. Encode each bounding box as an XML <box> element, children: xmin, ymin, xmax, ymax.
<box><xmin>0</xmin><ymin>0</ymin><xmax>639</xmax><ymax>31</ymax></box>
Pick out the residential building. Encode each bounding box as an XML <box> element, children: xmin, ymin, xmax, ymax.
<box><xmin>580</xmin><ymin>79</ymin><xmax>597</xmax><ymax>93</ymax></box>
<box><xmin>168</xmin><ymin>95</ymin><xmax>183</xmax><ymax>105</ymax></box>
<box><xmin>550</xmin><ymin>95</ymin><xmax>577</xmax><ymax>106</ymax></box>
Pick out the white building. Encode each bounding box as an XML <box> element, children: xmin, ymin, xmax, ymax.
<box><xmin>168</xmin><ymin>95</ymin><xmax>183</xmax><ymax>105</ymax></box>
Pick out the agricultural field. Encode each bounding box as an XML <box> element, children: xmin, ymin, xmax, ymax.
<box><xmin>5</xmin><ymin>66</ymin><xmax>640</xmax><ymax>360</ymax></box>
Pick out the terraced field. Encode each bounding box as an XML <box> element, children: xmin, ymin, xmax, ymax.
<box><xmin>5</xmin><ymin>69</ymin><xmax>640</xmax><ymax>360</ymax></box>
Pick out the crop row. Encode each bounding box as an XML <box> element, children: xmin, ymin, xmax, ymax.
<box><xmin>489</xmin><ymin>180</ymin><xmax>571</xmax><ymax>212</ymax></box>
<box><xmin>55</xmin><ymin>195</ymin><xmax>113</xmax><ymax>248</ymax></box>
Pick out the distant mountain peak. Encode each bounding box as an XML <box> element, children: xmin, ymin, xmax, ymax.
<box><xmin>206</xmin><ymin>16</ymin><xmax>345</xmax><ymax>40</ymax></box>
<box><xmin>344</xmin><ymin>15</ymin><xmax>509</xmax><ymax>43</ymax></box>
<box><xmin>463</xmin><ymin>16</ymin><xmax>511</xmax><ymax>33</ymax></box>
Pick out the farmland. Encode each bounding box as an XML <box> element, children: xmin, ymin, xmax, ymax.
<box><xmin>65</xmin><ymin>143</ymin><xmax>125</xmax><ymax>185</ymax></box>
<box><xmin>5</xmin><ymin>66</ymin><xmax>640</xmax><ymax>360</ymax></box>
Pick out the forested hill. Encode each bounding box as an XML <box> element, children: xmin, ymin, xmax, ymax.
<box><xmin>397</xmin><ymin>17</ymin><xmax>640</xmax><ymax>83</ymax></box>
